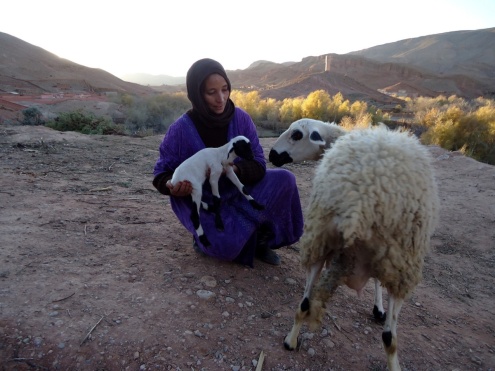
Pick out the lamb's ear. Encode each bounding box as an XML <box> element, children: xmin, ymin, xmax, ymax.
<box><xmin>309</xmin><ymin>130</ymin><xmax>326</xmax><ymax>146</ymax></box>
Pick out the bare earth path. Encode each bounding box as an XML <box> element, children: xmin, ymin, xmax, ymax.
<box><xmin>0</xmin><ymin>124</ymin><xmax>494</xmax><ymax>370</ymax></box>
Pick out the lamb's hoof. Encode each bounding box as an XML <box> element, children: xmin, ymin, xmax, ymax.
<box><xmin>373</xmin><ymin>305</ymin><xmax>386</xmax><ymax>323</ymax></box>
<box><xmin>193</xmin><ymin>240</ymin><xmax>207</xmax><ymax>256</ymax></box>
<box><xmin>199</xmin><ymin>235</ymin><xmax>210</xmax><ymax>247</ymax></box>
<box><xmin>249</xmin><ymin>200</ymin><xmax>265</xmax><ymax>210</ymax></box>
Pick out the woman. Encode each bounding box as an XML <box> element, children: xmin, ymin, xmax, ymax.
<box><xmin>152</xmin><ymin>58</ymin><xmax>303</xmax><ymax>267</ymax></box>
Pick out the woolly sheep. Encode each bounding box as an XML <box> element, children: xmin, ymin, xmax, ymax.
<box><xmin>270</xmin><ymin>119</ymin><xmax>440</xmax><ymax>371</ymax></box>
<box><xmin>170</xmin><ymin>135</ymin><xmax>264</xmax><ymax>248</ymax></box>
<box><xmin>270</xmin><ymin>118</ymin><xmax>387</xmax><ymax>319</ymax></box>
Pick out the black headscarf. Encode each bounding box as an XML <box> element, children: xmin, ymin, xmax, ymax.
<box><xmin>186</xmin><ymin>58</ymin><xmax>235</xmax><ymax>128</ymax></box>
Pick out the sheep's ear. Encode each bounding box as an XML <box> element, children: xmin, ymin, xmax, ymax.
<box><xmin>309</xmin><ymin>131</ymin><xmax>326</xmax><ymax>146</ymax></box>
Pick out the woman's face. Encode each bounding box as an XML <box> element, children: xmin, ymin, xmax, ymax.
<box><xmin>202</xmin><ymin>73</ymin><xmax>230</xmax><ymax>114</ymax></box>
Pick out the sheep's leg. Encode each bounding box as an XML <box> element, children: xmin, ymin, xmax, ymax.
<box><xmin>190</xmin><ymin>189</ymin><xmax>210</xmax><ymax>247</ymax></box>
<box><xmin>382</xmin><ymin>295</ymin><xmax>404</xmax><ymax>371</ymax></box>
<box><xmin>224</xmin><ymin>168</ymin><xmax>264</xmax><ymax>210</ymax></box>
<box><xmin>373</xmin><ymin>278</ymin><xmax>386</xmax><ymax>322</ymax></box>
<box><xmin>284</xmin><ymin>260</ymin><xmax>325</xmax><ymax>350</ymax></box>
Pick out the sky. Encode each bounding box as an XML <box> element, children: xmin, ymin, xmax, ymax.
<box><xmin>2</xmin><ymin>0</ymin><xmax>494</xmax><ymax>78</ymax></box>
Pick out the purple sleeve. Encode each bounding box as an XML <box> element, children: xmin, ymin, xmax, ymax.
<box><xmin>153</xmin><ymin>114</ymin><xmax>201</xmax><ymax>177</ymax></box>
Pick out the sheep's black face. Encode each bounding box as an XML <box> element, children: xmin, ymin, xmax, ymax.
<box><xmin>233</xmin><ymin>140</ymin><xmax>254</xmax><ymax>160</ymax></box>
<box><xmin>269</xmin><ymin>149</ymin><xmax>293</xmax><ymax>167</ymax></box>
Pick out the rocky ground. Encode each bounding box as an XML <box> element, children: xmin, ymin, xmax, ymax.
<box><xmin>0</xmin><ymin>124</ymin><xmax>494</xmax><ymax>370</ymax></box>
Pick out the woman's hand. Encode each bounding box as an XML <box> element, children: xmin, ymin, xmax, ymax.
<box><xmin>166</xmin><ymin>180</ymin><xmax>192</xmax><ymax>197</ymax></box>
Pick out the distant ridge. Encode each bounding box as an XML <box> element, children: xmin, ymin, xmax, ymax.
<box><xmin>119</xmin><ymin>73</ymin><xmax>185</xmax><ymax>86</ymax></box>
<box><xmin>1</xmin><ymin>27</ymin><xmax>493</xmax><ymax>105</ymax></box>
<box><xmin>348</xmin><ymin>27</ymin><xmax>495</xmax><ymax>87</ymax></box>
<box><xmin>0</xmin><ymin>32</ymin><xmax>153</xmax><ymax>95</ymax></box>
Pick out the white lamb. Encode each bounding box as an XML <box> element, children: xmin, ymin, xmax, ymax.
<box><xmin>269</xmin><ymin>118</ymin><xmax>440</xmax><ymax>371</ymax></box>
<box><xmin>170</xmin><ymin>135</ymin><xmax>264</xmax><ymax>248</ymax></box>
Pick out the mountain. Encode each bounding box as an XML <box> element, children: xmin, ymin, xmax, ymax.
<box><xmin>0</xmin><ymin>32</ymin><xmax>153</xmax><ymax>96</ymax></box>
<box><xmin>348</xmin><ymin>28</ymin><xmax>495</xmax><ymax>88</ymax></box>
<box><xmin>119</xmin><ymin>73</ymin><xmax>185</xmax><ymax>86</ymax></box>
<box><xmin>1</xmin><ymin>28</ymin><xmax>493</xmax><ymax>109</ymax></box>
<box><xmin>224</xmin><ymin>28</ymin><xmax>495</xmax><ymax>103</ymax></box>
<box><xmin>154</xmin><ymin>28</ymin><xmax>494</xmax><ymax>105</ymax></box>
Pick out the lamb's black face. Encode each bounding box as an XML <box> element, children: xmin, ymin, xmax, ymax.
<box><xmin>232</xmin><ymin>139</ymin><xmax>254</xmax><ymax>160</ymax></box>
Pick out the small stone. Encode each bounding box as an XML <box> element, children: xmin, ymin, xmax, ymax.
<box><xmin>200</xmin><ymin>275</ymin><xmax>217</xmax><ymax>287</ymax></box>
<box><xmin>196</xmin><ymin>290</ymin><xmax>215</xmax><ymax>300</ymax></box>
<box><xmin>322</xmin><ymin>338</ymin><xmax>335</xmax><ymax>348</ymax></box>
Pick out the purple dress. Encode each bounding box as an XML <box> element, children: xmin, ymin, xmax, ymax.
<box><xmin>154</xmin><ymin>108</ymin><xmax>303</xmax><ymax>266</ymax></box>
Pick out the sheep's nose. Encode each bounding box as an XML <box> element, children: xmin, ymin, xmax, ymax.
<box><xmin>269</xmin><ymin>150</ymin><xmax>292</xmax><ymax>167</ymax></box>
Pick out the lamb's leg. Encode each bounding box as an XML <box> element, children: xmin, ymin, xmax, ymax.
<box><xmin>208</xmin><ymin>174</ymin><xmax>224</xmax><ymax>231</ymax></box>
<box><xmin>190</xmin><ymin>189</ymin><xmax>210</xmax><ymax>247</ymax></box>
<box><xmin>212</xmin><ymin>196</ymin><xmax>224</xmax><ymax>231</ymax></box>
<box><xmin>382</xmin><ymin>294</ymin><xmax>404</xmax><ymax>371</ymax></box>
<box><xmin>373</xmin><ymin>278</ymin><xmax>386</xmax><ymax>322</ymax></box>
<box><xmin>284</xmin><ymin>260</ymin><xmax>324</xmax><ymax>350</ymax></box>
<box><xmin>224</xmin><ymin>168</ymin><xmax>264</xmax><ymax>210</ymax></box>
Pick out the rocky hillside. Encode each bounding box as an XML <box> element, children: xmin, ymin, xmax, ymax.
<box><xmin>0</xmin><ymin>32</ymin><xmax>153</xmax><ymax>96</ymax></box>
<box><xmin>1</xmin><ymin>28</ymin><xmax>494</xmax><ymax>107</ymax></box>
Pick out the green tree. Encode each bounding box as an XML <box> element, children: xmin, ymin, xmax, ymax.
<box><xmin>22</xmin><ymin>107</ymin><xmax>44</xmax><ymax>125</ymax></box>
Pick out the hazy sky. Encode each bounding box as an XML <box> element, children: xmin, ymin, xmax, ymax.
<box><xmin>2</xmin><ymin>0</ymin><xmax>494</xmax><ymax>78</ymax></box>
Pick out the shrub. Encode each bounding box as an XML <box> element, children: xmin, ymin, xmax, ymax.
<box><xmin>421</xmin><ymin>103</ymin><xmax>495</xmax><ymax>165</ymax></box>
<box><xmin>46</xmin><ymin>111</ymin><xmax>126</xmax><ymax>135</ymax></box>
<box><xmin>22</xmin><ymin>107</ymin><xmax>44</xmax><ymax>125</ymax></box>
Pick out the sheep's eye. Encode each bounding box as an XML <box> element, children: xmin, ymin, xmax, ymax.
<box><xmin>291</xmin><ymin>130</ymin><xmax>303</xmax><ymax>141</ymax></box>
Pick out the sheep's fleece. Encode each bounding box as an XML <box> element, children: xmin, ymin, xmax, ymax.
<box><xmin>301</xmin><ymin>126</ymin><xmax>440</xmax><ymax>299</ymax></box>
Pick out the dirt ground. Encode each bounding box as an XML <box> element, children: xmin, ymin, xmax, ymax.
<box><xmin>0</xmin><ymin>124</ymin><xmax>494</xmax><ymax>371</ymax></box>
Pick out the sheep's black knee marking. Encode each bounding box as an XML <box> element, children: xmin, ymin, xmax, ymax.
<box><xmin>373</xmin><ymin>305</ymin><xmax>386</xmax><ymax>323</ymax></box>
<box><xmin>300</xmin><ymin>297</ymin><xmax>310</xmax><ymax>312</ymax></box>
<box><xmin>382</xmin><ymin>330</ymin><xmax>392</xmax><ymax>348</ymax></box>
<box><xmin>191</xmin><ymin>203</ymin><xmax>200</xmax><ymax>229</ymax></box>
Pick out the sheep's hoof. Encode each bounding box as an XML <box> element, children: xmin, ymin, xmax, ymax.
<box><xmin>373</xmin><ymin>306</ymin><xmax>386</xmax><ymax>323</ymax></box>
<box><xmin>283</xmin><ymin>337</ymin><xmax>300</xmax><ymax>351</ymax></box>
<box><xmin>249</xmin><ymin>200</ymin><xmax>265</xmax><ymax>210</ymax></box>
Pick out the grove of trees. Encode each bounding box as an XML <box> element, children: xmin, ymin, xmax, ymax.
<box><xmin>22</xmin><ymin>90</ymin><xmax>495</xmax><ymax>165</ymax></box>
